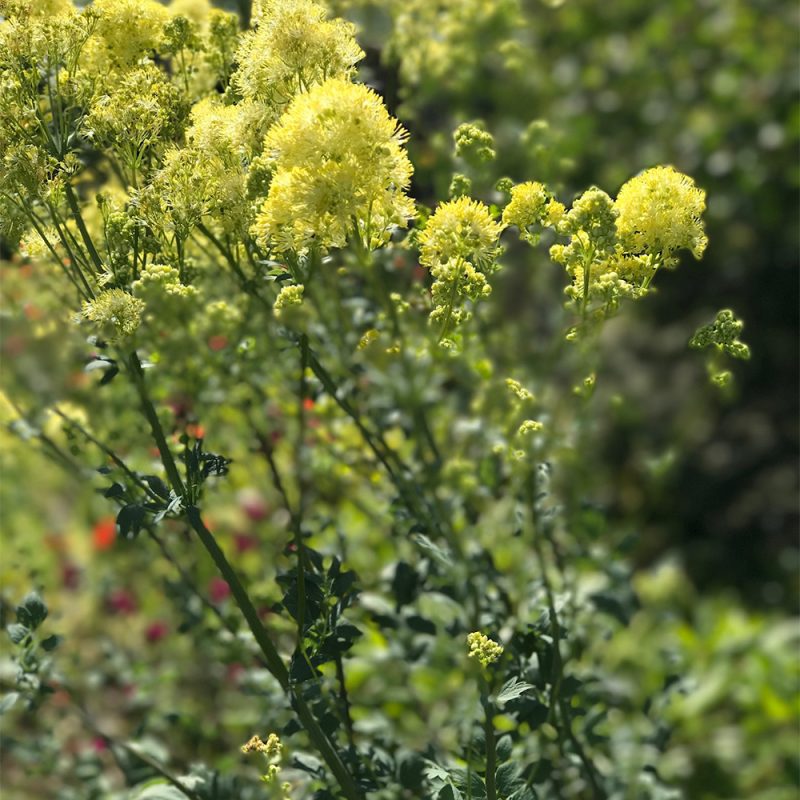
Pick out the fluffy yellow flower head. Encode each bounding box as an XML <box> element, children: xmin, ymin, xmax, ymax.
<box><xmin>502</xmin><ymin>181</ymin><xmax>563</xmax><ymax>245</ymax></box>
<box><xmin>418</xmin><ymin>197</ymin><xmax>504</xmax><ymax>340</ymax></box>
<box><xmin>615</xmin><ymin>165</ymin><xmax>708</xmax><ymax>260</ymax></box>
<box><xmin>81</xmin><ymin>289</ymin><xmax>145</xmax><ymax>337</ymax></box>
<box><xmin>92</xmin><ymin>0</ymin><xmax>170</xmax><ymax>66</ymax></box>
<box><xmin>418</xmin><ymin>197</ymin><xmax>504</xmax><ymax>270</ymax></box>
<box><xmin>232</xmin><ymin>0</ymin><xmax>364</xmax><ymax>107</ymax></box>
<box><xmin>187</xmin><ymin>97</ymin><xmax>271</xmax><ymax>162</ymax></box>
<box><xmin>253</xmin><ymin>78</ymin><xmax>415</xmax><ymax>255</ymax></box>
<box><xmin>83</xmin><ymin>65</ymin><xmax>187</xmax><ymax>170</ymax></box>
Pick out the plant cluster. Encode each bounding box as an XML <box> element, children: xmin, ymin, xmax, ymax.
<box><xmin>0</xmin><ymin>2</ymin><xmax>791</xmax><ymax>800</ymax></box>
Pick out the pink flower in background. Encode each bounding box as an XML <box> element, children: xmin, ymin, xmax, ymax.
<box><xmin>145</xmin><ymin>621</ymin><xmax>169</xmax><ymax>643</ymax></box>
<box><xmin>209</xmin><ymin>577</ymin><xmax>230</xmax><ymax>604</ymax></box>
<box><xmin>238</xmin><ymin>488</ymin><xmax>269</xmax><ymax>521</ymax></box>
<box><xmin>106</xmin><ymin>588</ymin><xmax>137</xmax><ymax>615</ymax></box>
<box><xmin>234</xmin><ymin>532</ymin><xmax>258</xmax><ymax>553</ymax></box>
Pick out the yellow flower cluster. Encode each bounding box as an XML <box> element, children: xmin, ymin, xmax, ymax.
<box><xmin>689</xmin><ymin>309</ymin><xmax>750</xmax><ymax>360</ymax></box>
<box><xmin>92</xmin><ymin>0</ymin><xmax>169</xmax><ymax>67</ymax></box>
<box><xmin>419</xmin><ymin>197</ymin><xmax>503</xmax><ymax>270</ymax></box>
<box><xmin>502</xmin><ymin>181</ymin><xmax>563</xmax><ymax>245</ymax></box>
<box><xmin>537</xmin><ymin>167</ymin><xmax>709</xmax><ymax>323</ymax></box>
<box><xmin>418</xmin><ymin>197</ymin><xmax>503</xmax><ymax>339</ymax></box>
<box><xmin>81</xmin><ymin>289</ymin><xmax>145</xmax><ymax>337</ymax></box>
<box><xmin>132</xmin><ymin>264</ymin><xmax>198</xmax><ymax>299</ymax></box>
<box><xmin>187</xmin><ymin>98</ymin><xmax>270</xmax><ymax>163</ymax></box>
<box><xmin>615</xmin><ymin>165</ymin><xmax>708</xmax><ymax>262</ymax></box>
<box><xmin>83</xmin><ymin>65</ymin><xmax>187</xmax><ymax>176</ymax></box>
<box><xmin>232</xmin><ymin>0</ymin><xmax>363</xmax><ymax>108</ymax></box>
<box><xmin>273</xmin><ymin>284</ymin><xmax>305</xmax><ymax>318</ymax></box>
<box><xmin>241</xmin><ymin>732</ymin><xmax>283</xmax><ymax>756</ymax></box>
<box><xmin>467</xmin><ymin>631</ymin><xmax>504</xmax><ymax>668</ymax></box>
<box><xmin>241</xmin><ymin>734</ymin><xmax>291</xmax><ymax>797</ymax></box>
<box><xmin>505</xmin><ymin>378</ymin><xmax>534</xmax><ymax>401</ymax></box>
<box><xmin>253</xmin><ymin>78</ymin><xmax>415</xmax><ymax>255</ymax></box>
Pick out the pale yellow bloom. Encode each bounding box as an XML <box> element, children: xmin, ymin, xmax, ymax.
<box><xmin>615</xmin><ymin>165</ymin><xmax>707</xmax><ymax>260</ymax></box>
<box><xmin>254</xmin><ymin>78</ymin><xmax>415</xmax><ymax>255</ymax></box>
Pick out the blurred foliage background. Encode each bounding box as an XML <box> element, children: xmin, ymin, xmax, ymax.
<box><xmin>338</xmin><ymin>0</ymin><xmax>800</xmax><ymax>607</ymax></box>
<box><xmin>1</xmin><ymin>0</ymin><xmax>797</xmax><ymax>798</ymax></box>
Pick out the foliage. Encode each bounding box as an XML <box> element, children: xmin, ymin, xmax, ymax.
<box><xmin>0</xmin><ymin>1</ymin><xmax>795</xmax><ymax>799</ymax></box>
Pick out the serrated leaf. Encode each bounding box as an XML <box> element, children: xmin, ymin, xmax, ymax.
<box><xmin>7</xmin><ymin>623</ymin><xmax>30</xmax><ymax>644</ymax></box>
<box><xmin>497</xmin><ymin>677</ymin><xmax>534</xmax><ymax>704</ymax></box>
<box><xmin>496</xmin><ymin>761</ymin><xmax>523</xmax><ymax>796</ymax></box>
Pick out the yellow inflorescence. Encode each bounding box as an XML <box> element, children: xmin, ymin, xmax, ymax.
<box><xmin>81</xmin><ymin>289</ymin><xmax>145</xmax><ymax>337</ymax></box>
<box><xmin>232</xmin><ymin>0</ymin><xmax>364</xmax><ymax>107</ymax></box>
<box><xmin>467</xmin><ymin>631</ymin><xmax>504</xmax><ymax>667</ymax></box>
<box><xmin>253</xmin><ymin>78</ymin><xmax>415</xmax><ymax>255</ymax></box>
<box><xmin>615</xmin><ymin>165</ymin><xmax>708</xmax><ymax>261</ymax></box>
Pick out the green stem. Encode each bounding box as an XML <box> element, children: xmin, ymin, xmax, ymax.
<box><xmin>439</xmin><ymin>256</ymin><xmax>465</xmax><ymax>343</ymax></box>
<box><xmin>64</xmin><ymin>183</ymin><xmax>104</xmax><ymax>272</ymax></box>
<box><xmin>126</xmin><ymin>351</ymin><xmax>185</xmax><ymax>497</ymax></box>
<box><xmin>186</xmin><ymin>509</ymin><xmax>362</xmax><ymax>800</ymax></box>
<box><xmin>124</xmin><ymin>352</ymin><xmax>361</xmax><ymax>798</ymax></box>
<box><xmin>295</xmin><ymin>334</ymin><xmax>310</xmax><ymax>653</ymax></box>
<box><xmin>482</xmin><ymin>694</ymin><xmax>497</xmax><ymax>800</ymax></box>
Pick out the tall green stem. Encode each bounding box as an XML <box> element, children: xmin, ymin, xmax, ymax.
<box><xmin>126</xmin><ymin>352</ymin><xmax>362</xmax><ymax>800</ymax></box>
<box><xmin>482</xmin><ymin>694</ymin><xmax>497</xmax><ymax>800</ymax></box>
<box><xmin>186</xmin><ymin>509</ymin><xmax>362</xmax><ymax>800</ymax></box>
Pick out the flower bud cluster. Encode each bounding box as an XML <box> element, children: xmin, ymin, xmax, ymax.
<box><xmin>690</xmin><ymin>310</ymin><xmax>750</xmax><ymax>360</ymax></box>
<box><xmin>417</xmin><ymin>197</ymin><xmax>504</xmax><ymax>340</ymax></box>
<box><xmin>467</xmin><ymin>631</ymin><xmax>504</xmax><ymax>667</ymax></box>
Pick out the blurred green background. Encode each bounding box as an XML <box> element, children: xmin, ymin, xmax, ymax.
<box><xmin>340</xmin><ymin>0</ymin><xmax>800</xmax><ymax>607</ymax></box>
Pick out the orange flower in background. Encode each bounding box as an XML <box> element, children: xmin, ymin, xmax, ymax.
<box><xmin>92</xmin><ymin>516</ymin><xmax>116</xmax><ymax>551</ymax></box>
<box><xmin>186</xmin><ymin>422</ymin><xmax>206</xmax><ymax>439</ymax></box>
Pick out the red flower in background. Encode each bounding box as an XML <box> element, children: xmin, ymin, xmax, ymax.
<box><xmin>106</xmin><ymin>588</ymin><xmax>137</xmax><ymax>615</ymax></box>
<box><xmin>234</xmin><ymin>532</ymin><xmax>258</xmax><ymax>553</ymax></box>
<box><xmin>238</xmin><ymin>488</ymin><xmax>269</xmax><ymax>522</ymax></box>
<box><xmin>145</xmin><ymin>621</ymin><xmax>169</xmax><ymax>643</ymax></box>
<box><xmin>208</xmin><ymin>335</ymin><xmax>228</xmax><ymax>351</ymax></box>
<box><xmin>92</xmin><ymin>517</ymin><xmax>116</xmax><ymax>551</ymax></box>
<box><xmin>61</xmin><ymin>561</ymin><xmax>81</xmax><ymax>591</ymax></box>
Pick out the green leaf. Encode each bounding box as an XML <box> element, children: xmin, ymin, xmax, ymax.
<box><xmin>40</xmin><ymin>634</ymin><xmax>62</xmax><ymax>652</ymax></box>
<box><xmin>0</xmin><ymin>692</ymin><xmax>19</xmax><ymax>714</ymax></box>
<box><xmin>509</xmin><ymin>787</ymin><xmax>537</xmax><ymax>800</ymax></box>
<box><xmin>497</xmin><ymin>677</ymin><xmax>534</xmax><ymax>704</ymax></box>
<box><xmin>438</xmin><ymin>785</ymin><xmax>463</xmax><ymax>800</ymax></box>
<box><xmin>143</xmin><ymin>475</ymin><xmax>171</xmax><ymax>500</ymax></box>
<box><xmin>131</xmin><ymin>783</ymin><xmax>190</xmax><ymax>800</ymax></box>
<box><xmin>411</xmin><ymin>533</ymin><xmax>452</xmax><ymax>567</ymax></box>
<box><xmin>17</xmin><ymin>592</ymin><xmax>48</xmax><ymax>630</ymax></box>
<box><xmin>7</xmin><ymin>623</ymin><xmax>30</xmax><ymax>645</ymax></box>
<box><xmin>117</xmin><ymin>504</ymin><xmax>146</xmax><ymax>540</ymax></box>
<box><xmin>496</xmin><ymin>761</ymin><xmax>523</xmax><ymax>796</ymax></box>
